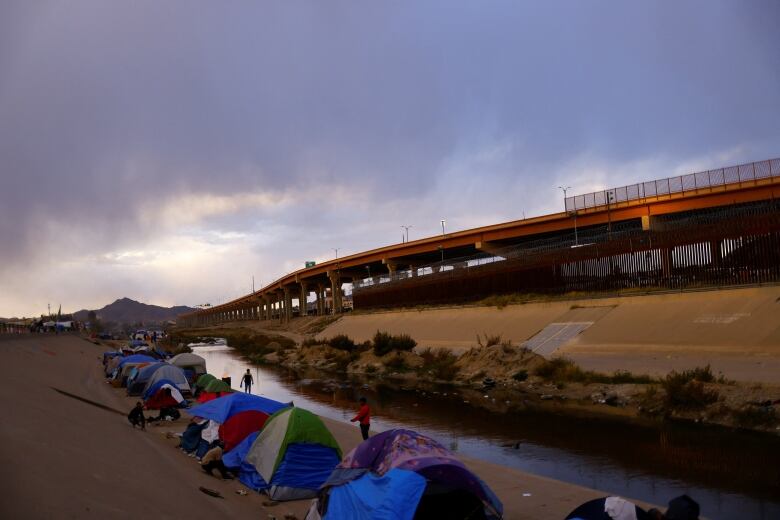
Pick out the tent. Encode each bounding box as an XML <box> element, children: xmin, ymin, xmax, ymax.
<box><xmin>116</xmin><ymin>354</ymin><xmax>158</xmax><ymax>385</ymax></box>
<box><xmin>168</xmin><ymin>353</ymin><xmax>207</xmax><ymax>379</ymax></box>
<box><xmin>309</xmin><ymin>429</ymin><xmax>503</xmax><ymax>520</ymax></box>
<box><xmin>237</xmin><ymin>408</ymin><xmax>342</xmax><ymax>501</ymax></box>
<box><xmin>145</xmin><ymin>384</ymin><xmax>184</xmax><ymax>410</ymax></box>
<box><xmin>197</xmin><ymin>379</ymin><xmax>234</xmax><ymax>403</ymax></box>
<box><xmin>188</xmin><ymin>393</ymin><xmax>290</xmax><ymax>452</ymax></box>
<box><xmin>126</xmin><ymin>362</ymin><xmax>167</xmax><ymax>395</ymax></box>
<box><xmin>142</xmin><ymin>364</ymin><xmax>191</xmax><ymax>395</ymax></box>
<box><xmin>105</xmin><ymin>355</ymin><xmax>123</xmax><ymax>377</ymax></box>
<box><xmin>195</xmin><ymin>373</ymin><xmax>216</xmax><ymax>389</ymax></box>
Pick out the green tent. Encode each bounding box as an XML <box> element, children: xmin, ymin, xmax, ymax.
<box><xmin>195</xmin><ymin>373</ymin><xmax>216</xmax><ymax>389</ymax></box>
<box><xmin>203</xmin><ymin>378</ymin><xmax>232</xmax><ymax>393</ymax></box>
<box><xmin>243</xmin><ymin>407</ymin><xmax>342</xmax><ymax>500</ymax></box>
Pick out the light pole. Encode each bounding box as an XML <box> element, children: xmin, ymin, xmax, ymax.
<box><xmin>333</xmin><ymin>248</ymin><xmax>339</xmax><ymax>259</ymax></box>
<box><xmin>606</xmin><ymin>190</ymin><xmax>614</xmax><ymax>235</ymax></box>
<box><xmin>440</xmin><ymin>219</ymin><xmax>446</xmax><ymax>235</ymax></box>
<box><xmin>438</xmin><ymin>245</ymin><xmax>444</xmax><ymax>265</ymax></box>
<box><xmin>366</xmin><ymin>265</ymin><xmax>371</xmax><ymax>284</ymax></box>
<box><xmin>401</xmin><ymin>225</ymin><xmax>412</xmax><ymax>243</ymax></box>
<box><xmin>558</xmin><ymin>186</ymin><xmax>571</xmax><ymax>210</ymax></box>
<box><xmin>569</xmin><ymin>211</ymin><xmax>579</xmax><ymax>246</ymax></box>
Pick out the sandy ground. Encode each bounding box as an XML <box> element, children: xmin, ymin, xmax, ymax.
<box><xmin>0</xmin><ymin>333</ymin><xmax>653</xmax><ymax>520</ymax></box>
<box><xmin>321</xmin><ymin>286</ymin><xmax>780</xmax><ymax>382</ymax></box>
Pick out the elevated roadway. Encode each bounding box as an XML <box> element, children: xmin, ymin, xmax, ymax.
<box><xmin>180</xmin><ymin>158</ymin><xmax>779</xmax><ymax>326</ymax></box>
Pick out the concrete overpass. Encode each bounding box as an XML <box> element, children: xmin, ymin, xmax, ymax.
<box><xmin>179</xmin><ymin>157</ymin><xmax>779</xmax><ymax>326</ymax></box>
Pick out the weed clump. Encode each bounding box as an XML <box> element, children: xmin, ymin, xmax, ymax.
<box><xmin>418</xmin><ymin>348</ymin><xmax>459</xmax><ymax>381</ymax></box>
<box><xmin>373</xmin><ymin>331</ymin><xmax>417</xmax><ymax>356</ymax></box>
<box><xmin>534</xmin><ymin>357</ymin><xmax>655</xmax><ymax>385</ymax></box>
<box><xmin>327</xmin><ymin>334</ymin><xmax>357</xmax><ymax>352</ymax></box>
<box><xmin>512</xmin><ymin>370</ymin><xmax>528</xmax><ymax>382</ymax></box>
<box><xmin>661</xmin><ymin>367</ymin><xmax>720</xmax><ymax>410</ymax></box>
<box><xmin>731</xmin><ymin>406</ymin><xmax>778</xmax><ymax>429</ymax></box>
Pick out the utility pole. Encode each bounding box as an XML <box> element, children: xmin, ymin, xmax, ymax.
<box><xmin>252</xmin><ymin>275</ymin><xmax>255</xmax><ymax>293</ymax></box>
<box><xmin>333</xmin><ymin>248</ymin><xmax>339</xmax><ymax>259</ymax></box>
<box><xmin>440</xmin><ymin>219</ymin><xmax>446</xmax><ymax>235</ymax></box>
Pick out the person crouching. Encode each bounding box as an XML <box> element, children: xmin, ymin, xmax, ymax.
<box><xmin>201</xmin><ymin>440</ymin><xmax>233</xmax><ymax>480</ymax></box>
<box><xmin>127</xmin><ymin>401</ymin><xmax>146</xmax><ymax>430</ymax></box>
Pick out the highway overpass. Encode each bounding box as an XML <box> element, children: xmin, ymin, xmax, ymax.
<box><xmin>179</xmin><ymin>157</ymin><xmax>780</xmax><ymax>326</ymax></box>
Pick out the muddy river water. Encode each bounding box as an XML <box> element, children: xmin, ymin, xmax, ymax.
<box><xmin>192</xmin><ymin>344</ymin><xmax>780</xmax><ymax>520</ymax></box>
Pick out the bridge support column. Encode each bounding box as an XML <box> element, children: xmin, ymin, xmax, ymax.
<box><xmin>328</xmin><ymin>272</ymin><xmax>342</xmax><ymax>314</ymax></box>
<box><xmin>316</xmin><ymin>284</ymin><xmax>325</xmax><ymax>315</ymax></box>
<box><xmin>299</xmin><ymin>282</ymin><xmax>309</xmax><ymax>317</ymax></box>
<box><xmin>280</xmin><ymin>287</ymin><xmax>290</xmax><ymax>322</ymax></box>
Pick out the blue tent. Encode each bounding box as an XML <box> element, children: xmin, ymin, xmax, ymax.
<box><xmin>188</xmin><ymin>392</ymin><xmax>289</xmax><ymax>423</ymax></box>
<box><xmin>127</xmin><ymin>362</ymin><xmax>167</xmax><ymax>396</ymax></box>
<box><xmin>117</xmin><ymin>354</ymin><xmax>157</xmax><ymax>367</ymax></box>
<box><xmin>324</xmin><ymin>469</ymin><xmax>427</xmax><ymax>520</ymax></box>
<box><xmin>143</xmin><ymin>378</ymin><xmax>178</xmax><ymax>400</ymax></box>
<box><xmin>223</xmin><ymin>431</ymin><xmax>265</xmax><ymax>489</ymax></box>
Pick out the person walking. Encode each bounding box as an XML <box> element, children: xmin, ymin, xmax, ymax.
<box><xmin>240</xmin><ymin>369</ymin><xmax>254</xmax><ymax>394</ymax></box>
<box><xmin>351</xmin><ymin>397</ymin><xmax>371</xmax><ymax>440</ymax></box>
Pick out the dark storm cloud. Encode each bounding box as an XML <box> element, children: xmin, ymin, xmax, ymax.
<box><xmin>1</xmin><ymin>1</ymin><xmax>779</xmax><ymax>298</ymax></box>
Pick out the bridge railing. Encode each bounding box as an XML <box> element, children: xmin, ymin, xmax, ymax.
<box><xmin>565</xmin><ymin>157</ymin><xmax>780</xmax><ymax>213</ymax></box>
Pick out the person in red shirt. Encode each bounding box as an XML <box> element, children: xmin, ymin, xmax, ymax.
<box><xmin>350</xmin><ymin>397</ymin><xmax>371</xmax><ymax>440</ymax></box>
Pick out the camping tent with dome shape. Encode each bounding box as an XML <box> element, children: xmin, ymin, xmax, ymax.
<box><xmin>224</xmin><ymin>407</ymin><xmax>342</xmax><ymax>501</ymax></box>
<box><xmin>307</xmin><ymin>429</ymin><xmax>503</xmax><ymax>520</ymax></box>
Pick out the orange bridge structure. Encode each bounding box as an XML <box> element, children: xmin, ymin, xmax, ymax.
<box><xmin>179</xmin><ymin>157</ymin><xmax>780</xmax><ymax>326</ymax></box>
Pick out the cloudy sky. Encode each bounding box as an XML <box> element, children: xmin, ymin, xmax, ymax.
<box><xmin>1</xmin><ymin>1</ymin><xmax>778</xmax><ymax>317</ymax></box>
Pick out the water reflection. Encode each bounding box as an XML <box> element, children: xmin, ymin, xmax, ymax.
<box><xmin>193</xmin><ymin>345</ymin><xmax>780</xmax><ymax>520</ymax></box>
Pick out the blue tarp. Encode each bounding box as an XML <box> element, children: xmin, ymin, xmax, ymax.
<box><xmin>188</xmin><ymin>392</ymin><xmax>289</xmax><ymax>423</ymax></box>
<box><xmin>324</xmin><ymin>468</ymin><xmax>426</xmax><ymax>520</ymax></box>
<box><xmin>271</xmin><ymin>443</ymin><xmax>341</xmax><ymax>491</ymax></box>
<box><xmin>117</xmin><ymin>354</ymin><xmax>157</xmax><ymax>367</ymax></box>
<box><xmin>180</xmin><ymin>421</ymin><xmax>207</xmax><ymax>453</ymax></box>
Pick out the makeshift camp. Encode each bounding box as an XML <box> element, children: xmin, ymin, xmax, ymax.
<box><xmin>142</xmin><ymin>364</ymin><xmax>191</xmax><ymax>395</ymax></box>
<box><xmin>145</xmin><ymin>384</ymin><xmax>184</xmax><ymax>410</ymax></box>
<box><xmin>168</xmin><ymin>353</ymin><xmax>207</xmax><ymax>380</ymax></box>
<box><xmin>197</xmin><ymin>378</ymin><xmax>234</xmax><ymax>402</ymax></box>
<box><xmin>233</xmin><ymin>407</ymin><xmax>342</xmax><ymax>501</ymax></box>
<box><xmin>188</xmin><ymin>393</ymin><xmax>290</xmax><ymax>452</ymax></box>
<box><xmin>126</xmin><ymin>362</ymin><xmax>167</xmax><ymax>395</ymax></box>
<box><xmin>308</xmin><ymin>429</ymin><xmax>503</xmax><ymax>520</ymax></box>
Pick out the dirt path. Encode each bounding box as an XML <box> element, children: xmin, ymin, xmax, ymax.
<box><xmin>0</xmin><ymin>334</ymin><xmax>656</xmax><ymax>519</ymax></box>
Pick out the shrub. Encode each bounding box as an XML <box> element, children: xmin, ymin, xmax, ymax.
<box><xmin>373</xmin><ymin>331</ymin><xmax>417</xmax><ymax>356</ymax></box>
<box><xmin>662</xmin><ymin>370</ymin><xmax>719</xmax><ymax>410</ymax></box>
<box><xmin>418</xmin><ymin>348</ymin><xmax>459</xmax><ymax>381</ymax></box>
<box><xmin>327</xmin><ymin>334</ymin><xmax>356</xmax><ymax>352</ymax></box>
<box><xmin>534</xmin><ymin>358</ymin><xmax>655</xmax><ymax>385</ymax></box>
<box><xmin>301</xmin><ymin>338</ymin><xmax>320</xmax><ymax>348</ymax></box>
<box><xmin>384</xmin><ymin>353</ymin><xmax>409</xmax><ymax>373</ymax></box>
<box><xmin>512</xmin><ymin>370</ymin><xmax>528</xmax><ymax>382</ymax></box>
<box><xmin>477</xmin><ymin>333</ymin><xmax>503</xmax><ymax>348</ymax></box>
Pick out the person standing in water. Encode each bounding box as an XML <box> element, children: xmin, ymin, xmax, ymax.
<box><xmin>240</xmin><ymin>369</ymin><xmax>254</xmax><ymax>393</ymax></box>
<box><xmin>351</xmin><ymin>397</ymin><xmax>371</xmax><ymax>440</ymax></box>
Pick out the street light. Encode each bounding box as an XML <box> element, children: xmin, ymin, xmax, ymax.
<box><xmin>333</xmin><ymin>248</ymin><xmax>340</xmax><ymax>259</ymax></box>
<box><xmin>558</xmin><ymin>186</ymin><xmax>571</xmax><ymax>209</ymax></box>
<box><xmin>401</xmin><ymin>225</ymin><xmax>412</xmax><ymax>243</ymax></box>
<box><xmin>440</xmin><ymin>219</ymin><xmax>446</xmax><ymax>235</ymax></box>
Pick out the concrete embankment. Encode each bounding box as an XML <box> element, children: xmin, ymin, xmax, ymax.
<box><xmin>0</xmin><ymin>334</ymin><xmax>657</xmax><ymax>519</ymax></box>
<box><xmin>321</xmin><ymin>285</ymin><xmax>780</xmax><ymax>383</ymax></box>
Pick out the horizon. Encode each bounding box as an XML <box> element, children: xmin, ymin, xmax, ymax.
<box><xmin>2</xmin><ymin>1</ymin><xmax>779</xmax><ymax>317</ymax></box>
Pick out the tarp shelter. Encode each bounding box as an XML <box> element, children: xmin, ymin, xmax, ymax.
<box><xmin>239</xmin><ymin>408</ymin><xmax>342</xmax><ymax>501</ymax></box>
<box><xmin>127</xmin><ymin>362</ymin><xmax>167</xmax><ymax>395</ymax></box>
<box><xmin>168</xmin><ymin>353</ymin><xmax>207</xmax><ymax>379</ymax></box>
<box><xmin>309</xmin><ymin>429</ymin><xmax>503</xmax><ymax>520</ymax></box>
<box><xmin>197</xmin><ymin>379</ymin><xmax>233</xmax><ymax>403</ymax></box>
<box><xmin>142</xmin><ymin>364</ymin><xmax>191</xmax><ymax>395</ymax></box>
<box><xmin>105</xmin><ymin>355</ymin><xmax>123</xmax><ymax>376</ymax></box>
<box><xmin>188</xmin><ymin>393</ymin><xmax>290</xmax><ymax>452</ymax></box>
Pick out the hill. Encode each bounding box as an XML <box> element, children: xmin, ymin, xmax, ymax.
<box><xmin>73</xmin><ymin>298</ymin><xmax>196</xmax><ymax>325</ymax></box>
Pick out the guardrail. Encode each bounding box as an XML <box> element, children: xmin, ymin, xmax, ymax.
<box><xmin>565</xmin><ymin>157</ymin><xmax>780</xmax><ymax>212</ymax></box>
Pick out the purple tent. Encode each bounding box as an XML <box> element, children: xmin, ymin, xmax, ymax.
<box><xmin>315</xmin><ymin>429</ymin><xmax>503</xmax><ymax>519</ymax></box>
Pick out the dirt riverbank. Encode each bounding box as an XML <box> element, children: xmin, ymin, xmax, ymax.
<box><xmin>0</xmin><ymin>333</ymin><xmax>658</xmax><ymax>519</ymax></box>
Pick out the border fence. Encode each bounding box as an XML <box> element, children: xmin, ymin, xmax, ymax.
<box><xmin>565</xmin><ymin>158</ymin><xmax>780</xmax><ymax>212</ymax></box>
<box><xmin>353</xmin><ymin>199</ymin><xmax>780</xmax><ymax>309</ymax></box>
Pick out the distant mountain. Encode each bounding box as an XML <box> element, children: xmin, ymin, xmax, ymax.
<box><xmin>73</xmin><ymin>298</ymin><xmax>196</xmax><ymax>325</ymax></box>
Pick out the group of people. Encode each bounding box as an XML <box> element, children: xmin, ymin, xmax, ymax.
<box><xmin>126</xmin><ymin>388</ymin><xmax>182</xmax><ymax>431</ymax></box>
<box><xmin>566</xmin><ymin>495</ymin><xmax>700</xmax><ymax>520</ymax></box>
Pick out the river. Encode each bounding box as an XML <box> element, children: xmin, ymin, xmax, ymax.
<box><xmin>192</xmin><ymin>344</ymin><xmax>780</xmax><ymax>520</ymax></box>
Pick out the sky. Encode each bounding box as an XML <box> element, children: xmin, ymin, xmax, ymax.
<box><xmin>1</xmin><ymin>1</ymin><xmax>779</xmax><ymax>317</ymax></box>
